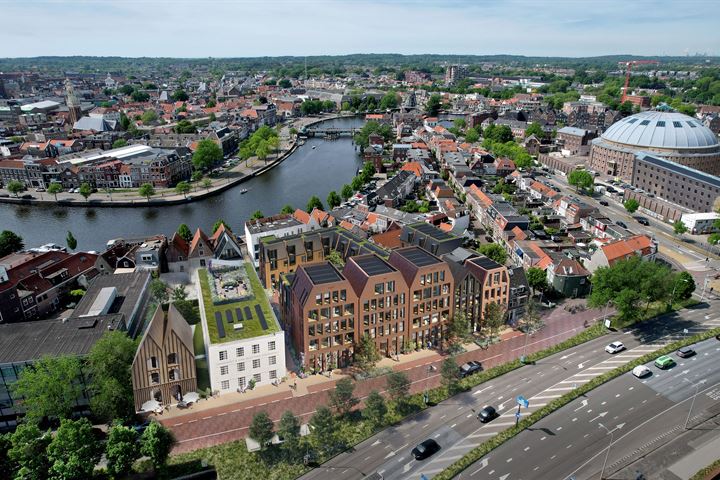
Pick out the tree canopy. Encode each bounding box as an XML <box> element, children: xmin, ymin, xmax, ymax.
<box><xmin>138</xmin><ymin>183</ymin><xmax>156</xmax><ymax>201</ymax></box>
<box><xmin>87</xmin><ymin>330</ymin><xmax>137</xmax><ymax>422</ymax></box>
<box><xmin>47</xmin><ymin>418</ymin><xmax>102</xmax><ymax>480</ymax></box>
<box><xmin>192</xmin><ymin>139</ymin><xmax>223</xmax><ymax>170</ymax></box>
<box><xmin>353</xmin><ymin>121</ymin><xmax>393</xmax><ymax>150</ymax></box>
<box><xmin>623</xmin><ymin>198</ymin><xmax>640</xmax><ymax>213</ymax></box>
<box><xmin>568</xmin><ymin>170</ymin><xmax>594</xmax><ymax>192</ymax></box>
<box><xmin>478</xmin><ymin>243</ymin><xmax>508</xmax><ymax>265</ymax></box>
<box><xmin>0</xmin><ymin>230</ymin><xmax>24</xmax><ymax>257</ymax></box>
<box><xmin>306</xmin><ymin>195</ymin><xmax>324</xmax><ymax>212</ymax></box>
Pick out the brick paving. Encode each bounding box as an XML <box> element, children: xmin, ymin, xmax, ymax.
<box><xmin>162</xmin><ymin>305</ymin><xmax>604</xmax><ymax>454</ymax></box>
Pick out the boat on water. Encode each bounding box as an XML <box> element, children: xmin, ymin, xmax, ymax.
<box><xmin>240</xmin><ymin>189</ymin><xmax>248</xmax><ymax>194</ymax></box>
<box><xmin>312</xmin><ymin>145</ymin><xmax>317</xmax><ymax>149</ymax></box>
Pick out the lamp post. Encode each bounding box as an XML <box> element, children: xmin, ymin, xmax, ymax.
<box><xmin>598</xmin><ymin>422</ymin><xmax>625</xmax><ymax>479</ymax></box>
<box><xmin>683</xmin><ymin>378</ymin><xmax>706</xmax><ymax>430</ymax></box>
<box><xmin>670</xmin><ymin>277</ymin><xmax>690</xmax><ymax>307</ymax></box>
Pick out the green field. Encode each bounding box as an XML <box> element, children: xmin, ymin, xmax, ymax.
<box><xmin>199</xmin><ymin>264</ymin><xmax>278</xmax><ymax>344</ymax></box>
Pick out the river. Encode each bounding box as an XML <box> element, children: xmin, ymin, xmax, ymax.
<box><xmin>0</xmin><ymin>116</ymin><xmax>364</xmax><ymax>251</ymax></box>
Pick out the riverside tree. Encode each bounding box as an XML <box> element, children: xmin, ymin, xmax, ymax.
<box><xmin>78</xmin><ymin>182</ymin><xmax>93</xmax><ymax>200</ymax></box>
<box><xmin>192</xmin><ymin>139</ymin><xmax>223</xmax><ymax>170</ymax></box>
<box><xmin>47</xmin><ymin>182</ymin><xmax>63</xmax><ymax>200</ymax></box>
<box><xmin>138</xmin><ymin>183</ymin><xmax>155</xmax><ymax>201</ymax></box>
<box><xmin>0</xmin><ymin>230</ymin><xmax>24</xmax><ymax>257</ymax></box>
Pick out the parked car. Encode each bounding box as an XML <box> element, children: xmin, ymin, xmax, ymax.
<box><xmin>411</xmin><ymin>439</ymin><xmax>440</xmax><ymax>460</ymax></box>
<box><xmin>654</xmin><ymin>355</ymin><xmax>676</xmax><ymax>369</ymax></box>
<box><xmin>20</xmin><ymin>194</ymin><xmax>35</xmax><ymax>199</ymax></box>
<box><xmin>632</xmin><ymin>365</ymin><xmax>651</xmax><ymax>378</ymax></box>
<box><xmin>0</xmin><ymin>193</ymin><xmax>9</xmax><ymax>198</ymax></box>
<box><xmin>605</xmin><ymin>341</ymin><xmax>625</xmax><ymax>354</ymax></box>
<box><xmin>35</xmin><ymin>187</ymin><xmax>45</xmax><ymax>192</ymax></box>
<box><xmin>616</xmin><ymin>221</ymin><xmax>628</xmax><ymax>229</ymax></box>
<box><xmin>599</xmin><ymin>200</ymin><xmax>609</xmax><ymax>206</ymax></box>
<box><xmin>635</xmin><ymin>217</ymin><xmax>650</xmax><ymax>226</ymax></box>
<box><xmin>677</xmin><ymin>346</ymin><xmax>696</xmax><ymax>358</ymax></box>
<box><xmin>459</xmin><ymin>361</ymin><xmax>483</xmax><ymax>378</ymax></box>
<box><xmin>477</xmin><ymin>406</ymin><xmax>498</xmax><ymax>423</ymax></box>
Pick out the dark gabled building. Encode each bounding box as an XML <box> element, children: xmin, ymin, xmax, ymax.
<box><xmin>507</xmin><ymin>267</ymin><xmax>530</xmax><ymax>323</ymax></box>
<box><xmin>400</xmin><ymin>222</ymin><xmax>464</xmax><ymax>257</ymax></box>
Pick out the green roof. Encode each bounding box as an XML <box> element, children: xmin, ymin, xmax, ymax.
<box><xmin>200</xmin><ymin>264</ymin><xmax>279</xmax><ymax>344</ymax></box>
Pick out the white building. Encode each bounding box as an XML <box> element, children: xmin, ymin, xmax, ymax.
<box><xmin>197</xmin><ymin>264</ymin><xmax>286</xmax><ymax>394</ymax></box>
<box><xmin>681</xmin><ymin>212</ymin><xmax>720</xmax><ymax>235</ymax></box>
<box><xmin>244</xmin><ymin>214</ymin><xmax>310</xmax><ymax>267</ymax></box>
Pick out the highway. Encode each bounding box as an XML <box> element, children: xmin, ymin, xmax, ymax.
<box><xmin>298</xmin><ymin>302</ymin><xmax>720</xmax><ymax>480</ymax></box>
<box><xmin>462</xmin><ymin>335</ymin><xmax>720</xmax><ymax>480</ymax></box>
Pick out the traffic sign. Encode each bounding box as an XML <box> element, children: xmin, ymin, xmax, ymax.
<box><xmin>516</xmin><ymin>395</ymin><xmax>529</xmax><ymax>408</ymax></box>
<box><xmin>515</xmin><ymin>411</ymin><xmax>521</xmax><ymax>419</ymax></box>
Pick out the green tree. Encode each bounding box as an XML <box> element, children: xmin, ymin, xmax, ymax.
<box><xmin>251</xmin><ymin>210</ymin><xmax>264</xmax><ymax>220</ymax></box>
<box><xmin>47</xmin><ymin>418</ymin><xmax>102</xmax><ymax>480</ymax></box>
<box><xmin>524</xmin><ymin>122</ymin><xmax>545</xmax><ymax>138</ymax></box>
<box><xmin>191</xmin><ymin>170</ymin><xmax>203</xmax><ymax>183</ymax></box>
<box><xmin>354</xmin><ymin>333</ymin><xmax>381</xmax><ymax>372</ymax></box>
<box><xmin>478</xmin><ymin>243</ymin><xmax>507</xmax><ymax>265</ymax></box>
<box><xmin>624</xmin><ymin>198</ymin><xmax>640</xmax><ymax>213</ymax></box>
<box><xmin>6</xmin><ymin>179</ymin><xmax>24</xmax><ymax>197</ymax></box>
<box><xmin>306</xmin><ymin>195</ymin><xmax>324</xmax><ymax>212</ymax></box>
<box><xmin>426</xmin><ymin>94</ymin><xmax>442</xmax><ymax>116</ymax></box>
<box><xmin>326</xmin><ymin>190</ymin><xmax>341</xmax><ymax>209</ymax></box>
<box><xmin>87</xmin><ymin>330</ymin><xmax>137</xmax><ymax>422</ymax></box>
<box><xmin>379</xmin><ymin>91</ymin><xmax>399</xmax><ymax>110</ymax></box>
<box><xmin>174</xmin><ymin>119</ymin><xmax>196</xmax><ymax>134</ymax></box>
<box><xmin>192</xmin><ymin>139</ymin><xmax>223</xmax><ymax>170</ymax></box>
<box><xmin>131</xmin><ymin>90</ymin><xmax>150</xmax><ymax>102</ymax></box>
<box><xmin>112</xmin><ymin>138</ymin><xmax>128</xmax><ymax>149</ymax></box>
<box><xmin>710</xmin><ymin>233</ymin><xmax>720</xmax><ymax>245</ymax></box>
<box><xmin>673</xmin><ymin>271</ymin><xmax>696</xmax><ymax>301</ymax></box>
<box><xmin>484</xmin><ymin>301</ymin><xmax>506</xmax><ymax>337</ymax></box>
<box><xmin>171</xmin><ymin>89</ymin><xmax>189</xmax><ymax>101</ymax></box>
<box><xmin>140</xmin><ymin>421</ymin><xmax>175</xmax><ymax>473</ymax></box>
<box><xmin>568</xmin><ymin>170</ymin><xmax>594</xmax><ymax>192</ymax></box>
<box><xmin>119</xmin><ymin>85</ymin><xmax>134</xmax><ymax>96</ymax></box>
<box><xmin>248</xmin><ymin>411</ymin><xmax>274</xmax><ymax>450</ymax></box>
<box><xmin>363</xmin><ymin>390</ymin><xmax>387</xmax><ymax>427</ymax></box>
<box><xmin>526</xmin><ymin>267</ymin><xmax>548</xmax><ymax>295</ymax></box>
<box><xmin>618</xmin><ymin>100</ymin><xmax>634</xmax><ymax>115</ymax></box>
<box><xmin>340</xmin><ymin>184</ymin><xmax>354</xmax><ymax>200</ymax></box>
<box><xmin>326</xmin><ymin>249</ymin><xmax>345</xmax><ymax>268</ymax></box>
<box><xmin>386</xmin><ymin>371</ymin><xmax>411</xmax><ymax>403</ymax></box>
<box><xmin>141</xmin><ymin>109</ymin><xmax>158</xmax><ymax>124</ymax></box>
<box><xmin>105</xmin><ymin>423</ymin><xmax>140</xmax><ymax>479</ymax></box>
<box><xmin>212</xmin><ymin>219</ymin><xmax>229</xmax><ymax>233</ymax></box>
<box><xmin>522</xmin><ymin>299</ymin><xmax>544</xmax><ymax>333</ymax></box>
<box><xmin>78</xmin><ymin>182</ymin><xmax>93</xmax><ymax>201</ymax></box>
<box><xmin>66</xmin><ymin>231</ymin><xmax>77</xmax><ymax>251</ymax></box>
<box><xmin>446</xmin><ymin>312</ymin><xmax>470</xmax><ymax>347</ymax></box>
<box><xmin>138</xmin><ymin>183</ymin><xmax>155</xmax><ymax>202</ymax></box>
<box><xmin>0</xmin><ymin>433</ymin><xmax>15</xmax><ymax>479</ymax></box>
<box><xmin>256</xmin><ymin>140</ymin><xmax>270</xmax><ymax>162</ymax></box>
<box><xmin>47</xmin><ymin>183</ymin><xmax>63</xmax><ymax>201</ymax></box>
<box><xmin>309</xmin><ymin>406</ymin><xmax>336</xmax><ymax>454</ymax></box>
<box><xmin>277</xmin><ymin>410</ymin><xmax>300</xmax><ymax>449</ymax></box>
<box><xmin>329</xmin><ymin>378</ymin><xmax>359</xmax><ymax>416</ymax></box>
<box><xmin>0</xmin><ymin>230</ymin><xmax>24</xmax><ymax>257</ymax></box>
<box><xmin>177</xmin><ymin>223</ymin><xmax>192</xmax><ymax>242</ymax></box>
<box><xmin>150</xmin><ymin>278</ymin><xmax>169</xmax><ymax>304</ymax></box>
<box><xmin>279</xmin><ymin>79</ymin><xmax>292</xmax><ymax>89</ymax></box>
<box><xmin>440</xmin><ymin>357</ymin><xmax>461</xmax><ymax>394</ymax></box>
<box><xmin>280</xmin><ymin>204</ymin><xmax>294</xmax><ymax>214</ymax></box>
<box><xmin>202</xmin><ymin>178</ymin><xmax>213</xmax><ymax>191</ymax></box>
<box><xmin>171</xmin><ymin>285</ymin><xmax>187</xmax><ymax>302</ymax></box>
<box><xmin>13</xmin><ymin>356</ymin><xmax>83</xmax><ymax>424</ymax></box>
<box><xmin>673</xmin><ymin>220</ymin><xmax>688</xmax><ymax>236</ymax></box>
<box><xmin>175</xmin><ymin>180</ymin><xmax>191</xmax><ymax>198</ymax></box>
<box><xmin>8</xmin><ymin>423</ymin><xmax>51</xmax><ymax>480</ymax></box>
<box><xmin>465</xmin><ymin>128</ymin><xmax>480</xmax><ymax>143</ymax></box>
<box><xmin>353</xmin><ymin>120</ymin><xmax>393</xmax><ymax>149</ymax></box>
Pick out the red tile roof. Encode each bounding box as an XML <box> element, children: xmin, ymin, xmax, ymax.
<box><xmin>601</xmin><ymin>235</ymin><xmax>654</xmax><ymax>264</ymax></box>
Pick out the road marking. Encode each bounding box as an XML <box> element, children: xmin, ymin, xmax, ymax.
<box><xmin>531</xmin><ymin>394</ymin><xmax>562</xmax><ymax>400</ymax></box>
<box><xmin>507</xmin><ymin>457</ymin><xmax>513</xmax><ymax>463</ymax></box>
<box><xmin>470</xmin><ymin>458</ymin><xmax>489</xmax><ymax>475</ymax></box>
<box><xmin>466</xmin><ymin>413</ymin><xmax>474</xmax><ymax>418</ymax></box>
<box><xmin>574</xmin><ymin>399</ymin><xmax>589</xmax><ymax>411</ymax></box>
<box><xmin>524</xmin><ymin>446</ymin><xmax>530</xmax><ymax>451</ymax></box>
<box><xmin>440</xmin><ymin>414</ymin><xmax>446</xmax><ymax>419</ymax></box>
<box><xmin>451</xmin><ymin>423</ymin><xmax>457</xmax><ymax>428</ymax></box>
<box><xmin>546</xmin><ymin>386</ymin><xmax>575</xmax><ymax>392</ymax></box>
<box><xmin>468</xmin><ymin>432</ymin><xmax>496</xmax><ymax>439</ymax></box>
<box><xmin>372</xmin><ymin>440</ymin><xmax>381</xmax><ymax>446</ymax></box>
<box><xmin>474</xmin><ymin>385</ymin><xmax>493</xmax><ymax>396</ymax></box>
<box><xmin>587</xmin><ymin>365</ymin><xmax>617</xmax><ymax>370</ymax></box>
<box><xmin>540</xmin><ymin>436</ymin><xmax>546</xmax><ymax>441</ymax></box>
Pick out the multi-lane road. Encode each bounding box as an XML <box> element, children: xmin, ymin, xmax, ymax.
<box><xmin>464</xmin><ymin>336</ymin><xmax>720</xmax><ymax>480</ymax></box>
<box><xmin>299</xmin><ymin>302</ymin><xmax>720</xmax><ymax>480</ymax></box>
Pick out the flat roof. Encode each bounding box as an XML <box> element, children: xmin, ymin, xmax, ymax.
<box><xmin>246</xmin><ymin>214</ymin><xmax>303</xmax><ymax>234</ymax></box>
<box><xmin>354</xmin><ymin>255</ymin><xmax>395</xmax><ymax>276</ymax></box>
<box><xmin>305</xmin><ymin>263</ymin><xmax>344</xmax><ymax>284</ymax></box>
<box><xmin>407</xmin><ymin>222</ymin><xmax>456</xmax><ymax>242</ymax></box>
<box><xmin>396</xmin><ymin>247</ymin><xmax>442</xmax><ymax>267</ymax></box>
<box><xmin>636</xmin><ymin>152</ymin><xmax>720</xmax><ymax>189</ymax></box>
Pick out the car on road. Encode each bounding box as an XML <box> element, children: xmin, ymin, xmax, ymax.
<box><xmin>459</xmin><ymin>361</ymin><xmax>483</xmax><ymax>378</ymax></box>
<box><xmin>677</xmin><ymin>346</ymin><xmax>696</xmax><ymax>358</ymax></box>
<box><xmin>716</xmin><ymin>334</ymin><xmax>720</xmax><ymax>341</ymax></box>
<box><xmin>599</xmin><ymin>200</ymin><xmax>609</xmax><ymax>206</ymax></box>
<box><xmin>635</xmin><ymin>217</ymin><xmax>650</xmax><ymax>226</ymax></box>
<box><xmin>20</xmin><ymin>194</ymin><xmax>35</xmax><ymax>199</ymax></box>
<box><xmin>605</xmin><ymin>341</ymin><xmax>625</xmax><ymax>354</ymax></box>
<box><xmin>654</xmin><ymin>355</ymin><xmax>676</xmax><ymax>369</ymax></box>
<box><xmin>616</xmin><ymin>221</ymin><xmax>628</xmax><ymax>228</ymax></box>
<box><xmin>632</xmin><ymin>365</ymin><xmax>651</xmax><ymax>378</ymax></box>
<box><xmin>411</xmin><ymin>439</ymin><xmax>440</xmax><ymax>460</ymax></box>
<box><xmin>477</xmin><ymin>406</ymin><xmax>498</xmax><ymax>423</ymax></box>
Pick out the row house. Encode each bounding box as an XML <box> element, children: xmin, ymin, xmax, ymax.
<box><xmin>527</xmin><ymin>180</ymin><xmax>561</xmax><ymax>203</ymax></box>
<box><xmin>554</xmin><ymin>196</ymin><xmax>598</xmax><ymax>225</ymax></box>
<box><xmin>580</xmin><ymin>215</ymin><xmax>632</xmax><ymax>240</ymax></box>
<box><xmin>585</xmin><ymin>234</ymin><xmax>656</xmax><ymax>273</ymax></box>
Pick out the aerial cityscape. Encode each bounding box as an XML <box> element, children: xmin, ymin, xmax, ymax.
<box><xmin>2</xmin><ymin>1</ymin><xmax>720</xmax><ymax>479</ymax></box>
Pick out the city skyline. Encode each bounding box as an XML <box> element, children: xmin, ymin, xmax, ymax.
<box><xmin>1</xmin><ymin>0</ymin><xmax>719</xmax><ymax>58</ymax></box>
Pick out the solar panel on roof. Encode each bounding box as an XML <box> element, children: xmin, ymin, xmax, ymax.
<box><xmin>235</xmin><ymin>308</ymin><xmax>244</xmax><ymax>321</ymax></box>
<box><xmin>305</xmin><ymin>264</ymin><xmax>343</xmax><ymax>284</ymax></box>
<box><xmin>401</xmin><ymin>248</ymin><xmax>439</xmax><ymax>267</ymax></box>
<box><xmin>255</xmin><ymin>304</ymin><xmax>269</xmax><ymax>330</ymax></box>
<box><xmin>244</xmin><ymin>306</ymin><xmax>253</xmax><ymax>319</ymax></box>
<box><xmin>226</xmin><ymin>310</ymin><xmax>234</xmax><ymax>324</ymax></box>
<box><xmin>356</xmin><ymin>256</ymin><xmax>394</xmax><ymax>275</ymax></box>
<box><xmin>215</xmin><ymin>312</ymin><xmax>226</xmax><ymax>338</ymax></box>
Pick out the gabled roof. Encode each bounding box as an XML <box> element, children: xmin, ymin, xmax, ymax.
<box><xmin>552</xmin><ymin>257</ymin><xmax>590</xmax><ymax>277</ymax></box>
<box><xmin>189</xmin><ymin>228</ymin><xmax>212</xmax><ymax>257</ymax></box>
<box><xmin>600</xmin><ymin>235</ymin><xmax>654</xmax><ymax>263</ymax></box>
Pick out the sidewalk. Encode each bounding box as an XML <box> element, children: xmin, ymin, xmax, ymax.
<box><xmin>162</xmin><ymin>303</ymin><xmax>604</xmax><ymax>454</ymax></box>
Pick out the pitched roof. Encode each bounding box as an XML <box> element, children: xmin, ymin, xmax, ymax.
<box><xmin>600</xmin><ymin>235</ymin><xmax>654</xmax><ymax>263</ymax></box>
<box><xmin>189</xmin><ymin>228</ymin><xmax>211</xmax><ymax>257</ymax></box>
<box><xmin>293</xmin><ymin>208</ymin><xmax>312</xmax><ymax>225</ymax></box>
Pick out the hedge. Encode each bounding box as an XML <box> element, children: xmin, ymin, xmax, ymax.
<box><xmin>690</xmin><ymin>458</ymin><xmax>720</xmax><ymax>480</ymax></box>
<box><xmin>434</xmin><ymin>327</ymin><xmax>720</xmax><ymax>480</ymax></box>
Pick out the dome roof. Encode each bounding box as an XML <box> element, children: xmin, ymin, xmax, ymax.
<box><xmin>600</xmin><ymin>110</ymin><xmax>719</xmax><ymax>150</ymax></box>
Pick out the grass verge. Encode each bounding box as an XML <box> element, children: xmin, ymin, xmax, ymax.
<box><xmin>433</xmin><ymin>326</ymin><xmax>720</xmax><ymax>480</ymax></box>
<box><xmin>690</xmin><ymin>457</ymin><xmax>720</xmax><ymax>480</ymax></box>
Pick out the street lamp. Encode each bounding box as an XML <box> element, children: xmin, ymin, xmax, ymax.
<box><xmin>683</xmin><ymin>378</ymin><xmax>707</xmax><ymax>430</ymax></box>
<box><xmin>598</xmin><ymin>422</ymin><xmax>624</xmax><ymax>479</ymax></box>
<box><xmin>670</xmin><ymin>277</ymin><xmax>690</xmax><ymax>307</ymax></box>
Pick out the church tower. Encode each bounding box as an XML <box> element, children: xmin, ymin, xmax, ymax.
<box><xmin>65</xmin><ymin>78</ymin><xmax>82</xmax><ymax>126</ymax></box>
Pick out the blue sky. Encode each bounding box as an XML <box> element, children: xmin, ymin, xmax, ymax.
<box><xmin>1</xmin><ymin>0</ymin><xmax>718</xmax><ymax>58</ymax></box>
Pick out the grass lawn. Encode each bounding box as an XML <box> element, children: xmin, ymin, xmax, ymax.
<box><xmin>198</xmin><ymin>264</ymin><xmax>278</xmax><ymax>344</ymax></box>
<box><xmin>613</xmin><ymin>298</ymin><xmax>698</xmax><ymax>329</ymax></box>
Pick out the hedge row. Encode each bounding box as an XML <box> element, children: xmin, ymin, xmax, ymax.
<box><xmin>434</xmin><ymin>327</ymin><xmax>720</xmax><ymax>480</ymax></box>
<box><xmin>690</xmin><ymin>458</ymin><xmax>720</xmax><ymax>480</ymax></box>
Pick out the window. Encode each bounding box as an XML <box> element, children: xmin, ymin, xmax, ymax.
<box><xmin>268</xmin><ymin>341</ymin><xmax>276</xmax><ymax>351</ymax></box>
<box><xmin>236</xmin><ymin>347</ymin><xmax>244</xmax><ymax>357</ymax></box>
<box><xmin>269</xmin><ymin>370</ymin><xmax>277</xmax><ymax>380</ymax></box>
<box><xmin>374</xmin><ymin>283</ymin><xmax>384</xmax><ymax>295</ymax></box>
<box><xmin>169</xmin><ymin>368</ymin><xmax>180</xmax><ymax>380</ymax></box>
<box><xmin>269</xmin><ymin>356</ymin><xmax>276</xmax><ymax>365</ymax></box>
<box><xmin>656</xmin><ymin>121</ymin><xmax>665</xmax><ymax>127</ymax></box>
<box><xmin>219</xmin><ymin>351</ymin><xmax>227</xmax><ymax>361</ymax></box>
<box><xmin>238</xmin><ymin>377</ymin><xmax>246</xmax><ymax>388</ymax></box>
<box><xmin>252</xmin><ymin>344</ymin><xmax>260</xmax><ymax>354</ymax></box>
<box><xmin>253</xmin><ymin>359</ymin><xmax>261</xmax><ymax>369</ymax></box>
<box><xmin>220</xmin><ymin>365</ymin><xmax>229</xmax><ymax>375</ymax></box>
<box><xmin>148</xmin><ymin>356</ymin><xmax>158</xmax><ymax>369</ymax></box>
<box><xmin>150</xmin><ymin>372</ymin><xmax>160</xmax><ymax>384</ymax></box>
<box><xmin>237</xmin><ymin>362</ymin><xmax>245</xmax><ymax>372</ymax></box>
<box><xmin>253</xmin><ymin>373</ymin><xmax>262</xmax><ymax>383</ymax></box>
<box><xmin>167</xmin><ymin>353</ymin><xmax>177</xmax><ymax>364</ymax></box>
<box><xmin>221</xmin><ymin>380</ymin><xmax>230</xmax><ymax>390</ymax></box>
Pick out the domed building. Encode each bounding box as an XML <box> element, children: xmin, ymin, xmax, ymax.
<box><xmin>589</xmin><ymin>109</ymin><xmax>720</xmax><ymax>181</ymax></box>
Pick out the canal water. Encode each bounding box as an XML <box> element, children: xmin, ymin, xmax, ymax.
<box><xmin>0</xmin><ymin>117</ymin><xmax>364</xmax><ymax>251</ymax></box>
